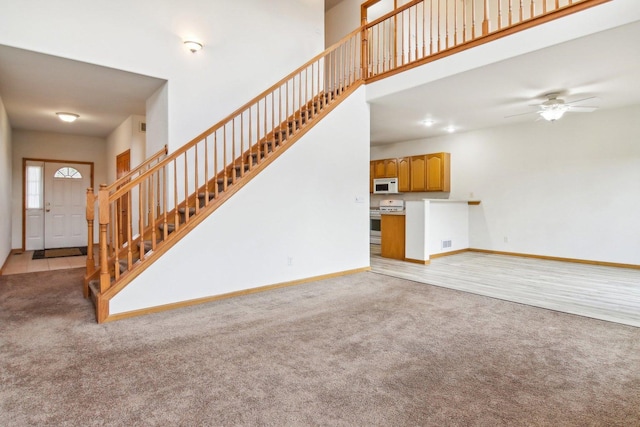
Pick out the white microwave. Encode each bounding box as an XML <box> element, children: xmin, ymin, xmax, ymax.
<box><xmin>373</xmin><ymin>178</ymin><xmax>399</xmax><ymax>194</ymax></box>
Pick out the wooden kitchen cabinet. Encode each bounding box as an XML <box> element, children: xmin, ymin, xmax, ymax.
<box><xmin>381</xmin><ymin>214</ymin><xmax>405</xmax><ymax>260</ymax></box>
<box><xmin>409</xmin><ymin>155</ymin><xmax>428</xmax><ymax>191</ymax></box>
<box><xmin>409</xmin><ymin>152</ymin><xmax>450</xmax><ymax>192</ymax></box>
<box><xmin>397</xmin><ymin>157</ymin><xmax>410</xmax><ymax>192</ymax></box>
<box><xmin>370</xmin><ymin>161</ymin><xmax>374</xmax><ymax>193</ymax></box>
<box><xmin>371</xmin><ymin>152</ymin><xmax>450</xmax><ymax>193</ymax></box>
<box><xmin>373</xmin><ymin>159</ymin><xmax>398</xmax><ymax>178</ymax></box>
<box><xmin>426</xmin><ymin>152</ymin><xmax>450</xmax><ymax>192</ymax></box>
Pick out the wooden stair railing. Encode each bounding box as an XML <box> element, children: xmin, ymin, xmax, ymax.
<box><xmin>84</xmin><ymin>144</ymin><xmax>167</xmax><ymax>296</ymax></box>
<box><xmin>86</xmin><ymin>28</ymin><xmax>364</xmax><ymax>321</ymax></box>
<box><xmin>363</xmin><ymin>0</ymin><xmax>610</xmax><ymax>82</ymax></box>
<box><xmin>85</xmin><ymin>0</ymin><xmax>610</xmax><ymax>322</ymax></box>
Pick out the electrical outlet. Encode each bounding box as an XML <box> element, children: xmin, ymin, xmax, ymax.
<box><xmin>504</xmin><ymin>236</ymin><xmax>508</xmax><ymax>243</ymax></box>
<box><xmin>287</xmin><ymin>256</ymin><xmax>293</xmax><ymax>266</ymax></box>
<box><xmin>355</xmin><ymin>195</ymin><xmax>365</xmax><ymax>204</ymax></box>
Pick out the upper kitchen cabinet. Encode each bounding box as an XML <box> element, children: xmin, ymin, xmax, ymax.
<box><xmin>371</xmin><ymin>153</ymin><xmax>450</xmax><ymax>193</ymax></box>
<box><xmin>410</xmin><ymin>155</ymin><xmax>428</xmax><ymax>192</ymax></box>
<box><xmin>397</xmin><ymin>157</ymin><xmax>410</xmax><ymax>192</ymax></box>
<box><xmin>426</xmin><ymin>152</ymin><xmax>450</xmax><ymax>192</ymax></box>
<box><xmin>370</xmin><ymin>161</ymin><xmax>374</xmax><ymax>193</ymax></box>
<box><xmin>410</xmin><ymin>152</ymin><xmax>450</xmax><ymax>192</ymax></box>
<box><xmin>373</xmin><ymin>159</ymin><xmax>398</xmax><ymax>178</ymax></box>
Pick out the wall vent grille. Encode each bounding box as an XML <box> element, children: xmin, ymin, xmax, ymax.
<box><xmin>139</xmin><ymin>122</ymin><xmax>146</xmax><ymax>132</ymax></box>
<box><xmin>441</xmin><ymin>240</ymin><xmax>452</xmax><ymax>249</ymax></box>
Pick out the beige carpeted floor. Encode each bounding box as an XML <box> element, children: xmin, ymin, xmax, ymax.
<box><xmin>1</xmin><ymin>268</ymin><xmax>639</xmax><ymax>426</ymax></box>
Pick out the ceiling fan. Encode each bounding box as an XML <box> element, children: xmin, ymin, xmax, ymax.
<box><xmin>506</xmin><ymin>93</ymin><xmax>599</xmax><ymax>122</ymax></box>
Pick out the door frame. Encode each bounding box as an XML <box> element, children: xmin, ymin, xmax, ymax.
<box><xmin>115</xmin><ymin>150</ymin><xmax>131</xmax><ymax>246</ymax></box>
<box><xmin>22</xmin><ymin>158</ymin><xmax>94</xmax><ymax>251</ymax></box>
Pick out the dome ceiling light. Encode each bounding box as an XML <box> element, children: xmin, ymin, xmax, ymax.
<box><xmin>56</xmin><ymin>112</ymin><xmax>79</xmax><ymax>123</ymax></box>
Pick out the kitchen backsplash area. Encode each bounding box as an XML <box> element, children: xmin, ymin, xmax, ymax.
<box><xmin>370</xmin><ymin>192</ymin><xmax>450</xmax><ymax>208</ymax></box>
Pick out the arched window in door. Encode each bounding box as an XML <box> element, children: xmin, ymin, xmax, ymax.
<box><xmin>53</xmin><ymin>166</ymin><xmax>82</xmax><ymax>179</ymax></box>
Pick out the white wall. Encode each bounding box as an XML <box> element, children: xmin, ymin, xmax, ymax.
<box><xmin>371</xmin><ymin>105</ymin><xmax>640</xmax><ymax>265</ymax></box>
<box><xmin>325</xmin><ymin>0</ymin><xmax>362</xmax><ymax>46</ymax></box>
<box><xmin>428</xmin><ymin>201</ymin><xmax>469</xmax><ymax>255</ymax></box>
<box><xmin>0</xmin><ymin>96</ymin><xmax>12</xmax><ymax>267</ymax></box>
<box><xmin>110</xmin><ymin>87</ymin><xmax>371</xmax><ymax>314</ymax></box>
<box><xmin>325</xmin><ymin>0</ymin><xmax>397</xmax><ymax>46</ymax></box>
<box><xmin>106</xmin><ymin>115</ymin><xmax>146</xmax><ymax>184</ymax></box>
<box><xmin>10</xmin><ymin>131</ymin><xmax>107</xmax><ymax>249</ymax></box>
<box><xmin>0</xmin><ymin>0</ymin><xmax>324</xmax><ymax>155</ymax></box>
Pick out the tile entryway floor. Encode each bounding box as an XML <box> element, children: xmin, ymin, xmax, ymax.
<box><xmin>2</xmin><ymin>250</ymin><xmax>88</xmax><ymax>275</ymax></box>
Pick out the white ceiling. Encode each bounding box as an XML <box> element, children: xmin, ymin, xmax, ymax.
<box><xmin>1</xmin><ymin>16</ymin><xmax>638</xmax><ymax>146</ymax></box>
<box><xmin>369</xmin><ymin>20</ymin><xmax>640</xmax><ymax>145</ymax></box>
<box><xmin>0</xmin><ymin>44</ymin><xmax>166</xmax><ymax>138</ymax></box>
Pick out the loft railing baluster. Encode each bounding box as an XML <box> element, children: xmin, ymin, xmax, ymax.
<box><xmin>453</xmin><ymin>0</ymin><xmax>458</xmax><ymax>46</ymax></box>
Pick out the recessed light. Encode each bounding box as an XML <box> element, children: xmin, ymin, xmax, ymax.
<box><xmin>56</xmin><ymin>112</ymin><xmax>79</xmax><ymax>123</ymax></box>
<box><xmin>445</xmin><ymin>126</ymin><xmax>455</xmax><ymax>133</ymax></box>
<box><xmin>421</xmin><ymin>119</ymin><xmax>434</xmax><ymax>127</ymax></box>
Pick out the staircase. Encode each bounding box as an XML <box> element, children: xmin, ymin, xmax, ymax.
<box><xmin>84</xmin><ymin>27</ymin><xmax>364</xmax><ymax>322</ymax></box>
<box><xmin>84</xmin><ymin>0</ymin><xmax>607</xmax><ymax>323</ymax></box>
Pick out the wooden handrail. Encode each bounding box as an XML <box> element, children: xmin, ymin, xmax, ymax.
<box><xmin>105</xmin><ymin>144</ymin><xmax>168</xmax><ymax>193</ymax></box>
<box><xmin>120</xmin><ymin>26</ymin><xmax>365</xmax><ymax>192</ymax></box>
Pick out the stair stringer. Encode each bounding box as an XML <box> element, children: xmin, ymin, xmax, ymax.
<box><xmin>105</xmin><ymin>86</ymin><xmax>371</xmax><ymax>320</ymax></box>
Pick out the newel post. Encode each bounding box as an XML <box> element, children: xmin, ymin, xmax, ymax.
<box><xmin>85</xmin><ymin>187</ymin><xmax>95</xmax><ymax>274</ymax></box>
<box><xmin>98</xmin><ymin>184</ymin><xmax>110</xmax><ymax>293</ymax></box>
<box><xmin>360</xmin><ymin>9</ymin><xmax>368</xmax><ymax>79</ymax></box>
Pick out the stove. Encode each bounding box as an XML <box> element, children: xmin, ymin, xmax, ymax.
<box><xmin>378</xmin><ymin>199</ymin><xmax>405</xmax><ymax>213</ymax></box>
<box><xmin>370</xmin><ymin>200</ymin><xmax>404</xmax><ymax>244</ymax></box>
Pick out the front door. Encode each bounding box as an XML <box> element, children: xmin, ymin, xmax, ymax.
<box><xmin>43</xmin><ymin>162</ymin><xmax>91</xmax><ymax>249</ymax></box>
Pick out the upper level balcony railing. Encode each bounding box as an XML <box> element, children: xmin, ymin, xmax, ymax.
<box><xmin>363</xmin><ymin>0</ymin><xmax>609</xmax><ymax>81</ymax></box>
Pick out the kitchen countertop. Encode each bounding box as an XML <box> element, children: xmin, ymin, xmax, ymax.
<box><xmin>422</xmin><ymin>199</ymin><xmax>482</xmax><ymax>205</ymax></box>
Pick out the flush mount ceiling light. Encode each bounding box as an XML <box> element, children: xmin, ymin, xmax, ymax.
<box><xmin>56</xmin><ymin>112</ymin><xmax>79</xmax><ymax>123</ymax></box>
<box><xmin>184</xmin><ymin>40</ymin><xmax>203</xmax><ymax>53</ymax></box>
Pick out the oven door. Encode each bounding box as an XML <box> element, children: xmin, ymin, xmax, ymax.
<box><xmin>370</xmin><ymin>214</ymin><xmax>381</xmax><ymax>244</ymax></box>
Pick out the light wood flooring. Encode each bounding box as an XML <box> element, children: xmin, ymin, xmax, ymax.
<box><xmin>370</xmin><ymin>245</ymin><xmax>640</xmax><ymax>328</ymax></box>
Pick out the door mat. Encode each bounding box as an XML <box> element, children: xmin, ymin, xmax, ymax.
<box><xmin>32</xmin><ymin>246</ymin><xmax>88</xmax><ymax>260</ymax></box>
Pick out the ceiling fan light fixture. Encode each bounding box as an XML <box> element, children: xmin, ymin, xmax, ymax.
<box><xmin>539</xmin><ymin>104</ymin><xmax>569</xmax><ymax>121</ymax></box>
<box><xmin>56</xmin><ymin>112</ymin><xmax>79</xmax><ymax>123</ymax></box>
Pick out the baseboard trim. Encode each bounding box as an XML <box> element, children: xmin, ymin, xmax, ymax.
<box><xmin>469</xmin><ymin>248</ymin><xmax>640</xmax><ymax>270</ymax></box>
<box><xmin>430</xmin><ymin>249</ymin><xmax>470</xmax><ymax>260</ymax></box>
<box><xmin>103</xmin><ymin>266</ymin><xmax>371</xmax><ymax>323</ymax></box>
<box><xmin>404</xmin><ymin>258</ymin><xmax>431</xmax><ymax>265</ymax></box>
<box><xmin>0</xmin><ymin>249</ymin><xmax>22</xmax><ymax>276</ymax></box>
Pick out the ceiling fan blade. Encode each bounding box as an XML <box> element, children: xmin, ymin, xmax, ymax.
<box><xmin>566</xmin><ymin>96</ymin><xmax>597</xmax><ymax>105</ymax></box>
<box><xmin>568</xmin><ymin>106</ymin><xmax>598</xmax><ymax>112</ymax></box>
<box><xmin>504</xmin><ymin>111</ymin><xmax>537</xmax><ymax>119</ymax></box>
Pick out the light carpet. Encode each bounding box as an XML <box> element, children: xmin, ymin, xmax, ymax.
<box><xmin>1</xmin><ymin>268</ymin><xmax>639</xmax><ymax>426</ymax></box>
